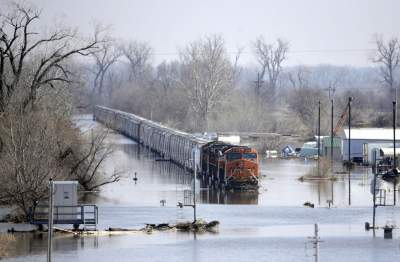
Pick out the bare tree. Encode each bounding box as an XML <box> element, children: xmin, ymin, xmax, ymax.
<box><xmin>0</xmin><ymin>110</ymin><xmax>66</xmax><ymax>216</ymax></box>
<box><xmin>253</xmin><ymin>36</ymin><xmax>288</xmax><ymax>99</ymax></box>
<box><xmin>287</xmin><ymin>66</ymin><xmax>310</xmax><ymax>89</ymax></box>
<box><xmin>0</xmin><ymin>2</ymin><xmax>120</xmax><ymax>218</ymax></box>
<box><xmin>180</xmin><ymin>35</ymin><xmax>234</xmax><ymax>131</ymax></box>
<box><xmin>121</xmin><ymin>40</ymin><xmax>152</xmax><ymax>83</ymax></box>
<box><xmin>372</xmin><ymin>36</ymin><xmax>400</xmax><ymax>96</ymax></box>
<box><xmin>90</xmin><ymin>26</ymin><xmax>121</xmax><ymax>97</ymax></box>
<box><xmin>0</xmin><ymin>2</ymin><xmax>98</xmax><ymax>112</ymax></box>
<box><xmin>155</xmin><ymin>60</ymin><xmax>180</xmax><ymax>91</ymax></box>
<box><xmin>68</xmin><ymin>129</ymin><xmax>121</xmax><ymax>191</ymax></box>
<box><xmin>288</xmin><ymin>85</ymin><xmax>326</xmax><ymax>135</ymax></box>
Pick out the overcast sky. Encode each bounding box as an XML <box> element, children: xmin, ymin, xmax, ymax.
<box><xmin>4</xmin><ymin>0</ymin><xmax>400</xmax><ymax>66</ymax></box>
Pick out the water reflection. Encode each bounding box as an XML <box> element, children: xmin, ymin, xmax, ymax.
<box><xmin>0</xmin><ymin>233</ymin><xmax>100</xmax><ymax>258</ymax></box>
<box><xmin>199</xmin><ymin>190</ymin><xmax>259</xmax><ymax>205</ymax></box>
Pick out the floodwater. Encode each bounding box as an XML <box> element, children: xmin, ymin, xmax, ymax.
<box><xmin>1</xmin><ymin>115</ymin><xmax>400</xmax><ymax>261</ymax></box>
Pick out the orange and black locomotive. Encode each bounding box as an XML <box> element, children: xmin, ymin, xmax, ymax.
<box><xmin>201</xmin><ymin>141</ymin><xmax>259</xmax><ymax>190</ymax></box>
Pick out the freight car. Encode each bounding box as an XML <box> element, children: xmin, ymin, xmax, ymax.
<box><xmin>93</xmin><ymin>106</ymin><xmax>259</xmax><ymax>190</ymax></box>
<box><xmin>93</xmin><ymin>105</ymin><xmax>208</xmax><ymax>171</ymax></box>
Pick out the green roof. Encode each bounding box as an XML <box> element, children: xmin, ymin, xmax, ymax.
<box><xmin>322</xmin><ymin>137</ymin><xmax>341</xmax><ymax>148</ymax></box>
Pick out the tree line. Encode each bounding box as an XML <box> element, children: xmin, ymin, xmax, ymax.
<box><xmin>80</xmin><ymin>29</ymin><xmax>400</xmax><ymax>139</ymax></box>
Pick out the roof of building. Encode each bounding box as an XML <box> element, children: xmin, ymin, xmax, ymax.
<box><xmin>380</xmin><ymin>148</ymin><xmax>400</xmax><ymax>157</ymax></box>
<box><xmin>302</xmin><ymin>141</ymin><xmax>317</xmax><ymax>148</ymax></box>
<box><xmin>342</xmin><ymin>128</ymin><xmax>396</xmax><ymax>140</ymax></box>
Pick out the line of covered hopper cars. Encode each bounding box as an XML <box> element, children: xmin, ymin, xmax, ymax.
<box><xmin>94</xmin><ymin>106</ymin><xmax>260</xmax><ymax>190</ymax></box>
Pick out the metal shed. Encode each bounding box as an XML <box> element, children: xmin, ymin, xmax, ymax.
<box><xmin>29</xmin><ymin>181</ymin><xmax>98</xmax><ymax>230</ymax></box>
<box><xmin>341</xmin><ymin>128</ymin><xmax>397</xmax><ymax>164</ymax></box>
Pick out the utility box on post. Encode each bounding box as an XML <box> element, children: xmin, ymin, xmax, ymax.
<box><xmin>53</xmin><ymin>181</ymin><xmax>78</xmax><ymax>221</ymax></box>
<box><xmin>29</xmin><ymin>180</ymin><xmax>98</xmax><ymax>230</ymax></box>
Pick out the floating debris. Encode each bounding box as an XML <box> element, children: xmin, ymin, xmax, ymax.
<box><xmin>6</xmin><ymin>220</ymin><xmax>220</xmax><ymax>235</ymax></box>
<box><xmin>175</xmin><ymin>219</ymin><xmax>219</xmax><ymax>233</ymax></box>
<box><xmin>303</xmin><ymin>202</ymin><xmax>315</xmax><ymax>208</ymax></box>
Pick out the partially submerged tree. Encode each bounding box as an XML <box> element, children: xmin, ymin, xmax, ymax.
<box><xmin>68</xmin><ymin>129</ymin><xmax>121</xmax><ymax>191</ymax></box>
<box><xmin>0</xmin><ymin>110</ymin><xmax>66</xmax><ymax>215</ymax></box>
<box><xmin>180</xmin><ymin>35</ymin><xmax>234</xmax><ymax>131</ymax></box>
<box><xmin>0</xmin><ymin>2</ymin><xmax>118</xmax><ymax>217</ymax></box>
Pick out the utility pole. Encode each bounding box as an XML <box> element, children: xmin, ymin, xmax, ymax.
<box><xmin>324</xmin><ymin>85</ymin><xmax>336</xmax><ymax>205</ymax></box>
<box><xmin>191</xmin><ymin>147</ymin><xmax>199</xmax><ymax>223</ymax></box>
<box><xmin>253</xmin><ymin>72</ymin><xmax>264</xmax><ymax>97</ymax></box>
<box><xmin>393</xmin><ymin>101</ymin><xmax>397</xmax><ymax>206</ymax></box>
<box><xmin>324</xmin><ymin>85</ymin><xmax>335</xmax><ymax>171</ymax></box>
<box><xmin>393</xmin><ymin>101</ymin><xmax>397</xmax><ymax>170</ymax></box>
<box><xmin>253</xmin><ymin>72</ymin><xmax>264</xmax><ymax>108</ymax></box>
<box><xmin>348</xmin><ymin>97</ymin><xmax>352</xmax><ymax>206</ymax></box>
<box><xmin>317</xmin><ymin>101</ymin><xmax>321</xmax><ymax>177</ymax></box>
<box><xmin>331</xmin><ymin>99</ymin><xmax>334</xmax><ymax>168</ymax></box>
<box><xmin>47</xmin><ymin>179</ymin><xmax>54</xmax><ymax>262</ymax></box>
<box><xmin>193</xmin><ymin>160</ymin><xmax>197</xmax><ymax>223</ymax></box>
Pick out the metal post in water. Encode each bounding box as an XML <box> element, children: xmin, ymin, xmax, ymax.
<box><xmin>193</xmin><ymin>158</ymin><xmax>197</xmax><ymax>223</ymax></box>
<box><xmin>330</xmin><ymin>99</ymin><xmax>334</xmax><ymax>170</ymax></box>
<box><xmin>372</xmin><ymin>173</ymin><xmax>377</xmax><ymax>231</ymax></box>
<box><xmin>348</xmin><ymin>97</ymin><xmax>352</xmax><ymax>206</ymax></box>
<box><xmin>393</xmin><ymin>101</ymin><xmax>397</xmax><ymax>205</ymax></box>
<box><xmin>331</xmin><ymin>99</ymin><xmax>333</xmax><ymax>204</ymax></box>
<box><xmin>394</xmin><ymin>101</ymin><xmax>397</xmax><ymax>170</ymax></box>
<box><xmin>317</xmin><ymin>101</ymin><xmax>321</xmax><ymax>177</ymax></box>
<box><xmin>314</xmin><ymin>224</ymin><xmax>320</xmax><ymax>262</ymax></box>
<box><xmin>47</xmin><ymin>179</ymin><xmax>54</xmax><ymax>262</ymax></box>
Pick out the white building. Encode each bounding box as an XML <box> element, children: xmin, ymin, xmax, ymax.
<box><xmin>341</xmin><ymin>128</ymin><xmax>398</xmax><ymax>164</ymax></box>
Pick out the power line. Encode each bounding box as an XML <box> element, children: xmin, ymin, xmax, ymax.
<box><xmin>153</xmin><ymin>48</ymin><xmax>376</xmax><ymax>57</ymax></box>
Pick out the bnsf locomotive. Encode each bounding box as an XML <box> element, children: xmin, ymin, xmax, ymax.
<box><xmin>201</xmin><ymin>141</ymin><xmax>259</xmax><ymax>190</ymax></box>
<box><xmin>94</xmin><ymin>106</ymin><xmax>260</xmax><ymax>190</ymax></box>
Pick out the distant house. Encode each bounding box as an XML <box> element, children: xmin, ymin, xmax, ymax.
<box><xmin>341</xmin><ymin>128</ymin><xmax>397</xmax><ymax>164</ymax></box>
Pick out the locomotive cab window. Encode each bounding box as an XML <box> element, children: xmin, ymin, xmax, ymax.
<box><xmin>243</xmin><ymin>153</ymin><xmax>257</xmax><ymax>159</ymax></box>
<box><xmin>227</xmin><ymin>153</ymin><xmax>241</xmax><ymax>160</ymax></box>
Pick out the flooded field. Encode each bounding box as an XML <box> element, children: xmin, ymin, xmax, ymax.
<box><xmin>1</xmin><ymin>115</ymin><xmax>400</xmax><ymax>261</ymax></box>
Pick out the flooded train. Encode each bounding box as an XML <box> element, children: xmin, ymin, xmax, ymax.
<box><xmin>201</xmin><ymin>142</ymin><xmax>259</xmax><ymax>190</ymax></box>
<box><xmin>94</xmin><ymin>106</ymin><xmax>259</xmax><ymax>190</ymax></box>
